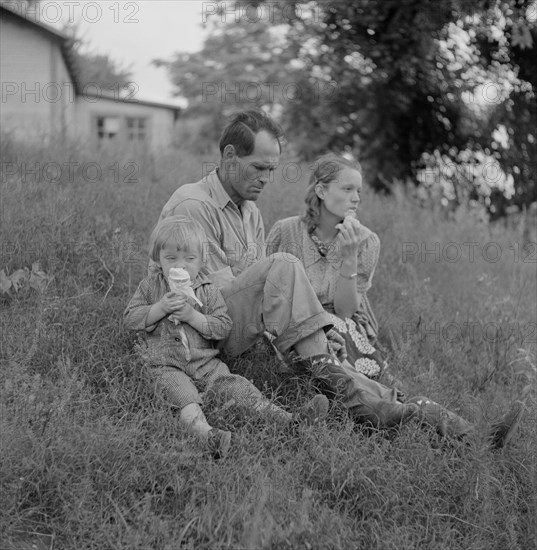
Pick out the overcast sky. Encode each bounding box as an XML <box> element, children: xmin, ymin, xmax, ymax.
<box><xmin>45</xmin><ymin>1</ymin><xmax>209</xmax><ymax>104</ymax></box>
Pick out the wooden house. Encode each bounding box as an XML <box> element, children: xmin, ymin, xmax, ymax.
<box><xmin>0</xmin><ymin>4</ymin><xmax>181</xmax><ymax>151</ymax></box>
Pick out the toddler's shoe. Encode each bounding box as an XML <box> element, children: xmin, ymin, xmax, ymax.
<box><xmin>207</xmin><ymin>428</ymin><xmax>232</xmax><ymax>459</ymax></box>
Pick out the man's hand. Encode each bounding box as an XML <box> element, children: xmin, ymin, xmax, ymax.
<box><xmin>327</xmin><ymin>329</ymin><xmax>347</xmax><ymax>362</ymax></box>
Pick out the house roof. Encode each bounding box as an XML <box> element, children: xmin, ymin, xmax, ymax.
<box><xmin>1</xmin><ymin>3</ymin><xmax>82</xmax><ymax>95</ymax></box>
<box><xmin>0</xmin><ymin>4</ymin><xmax>182</xmax><ymax>114</ymax></box>
<box><xmin>83</xmin><ymin>90</ymin><xmax>182</xmax><ymax>115</ymax></box>
<box><xmin>0</xmin><ymin>2</ymin><xmax>70</xmax><ymax>40</ymax></box>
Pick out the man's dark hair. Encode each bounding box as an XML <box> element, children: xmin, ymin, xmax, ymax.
<box><xmin>219</xmin><ymin>110</ymin><xmax>284</xmax><ymax>157</ymax></box>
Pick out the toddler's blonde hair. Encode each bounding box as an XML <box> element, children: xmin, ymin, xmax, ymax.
<box><xmin>149</xmin><ymin>216</ymin><xmax>206</xmax><ymax>263</ymax></box>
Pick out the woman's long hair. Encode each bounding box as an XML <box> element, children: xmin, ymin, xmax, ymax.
<box><xmin>301</xmin><ymin>154</ymin><xmax>361</xmax><ymax>233</ymax></box>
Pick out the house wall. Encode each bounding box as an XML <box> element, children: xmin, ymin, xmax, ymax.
<box><xmin>75</xmin><ymin>98</ymin><xmax>177</xmax><ymax>151</ymax></box>
<box><xmin>1</xmin><ymin>11</ymin><xmax>178</xmax><ymax>151</ymax></box>
<box><xmin>0</xmin><ymin>16</ymin><xmax>76</xmax><ymax>141</ymax></box>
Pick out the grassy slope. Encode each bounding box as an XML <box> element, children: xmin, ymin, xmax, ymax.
<box><xmin>1</xmin><ymin>142</ymin><xmax>536</xmax><ymax>550</ymax></box>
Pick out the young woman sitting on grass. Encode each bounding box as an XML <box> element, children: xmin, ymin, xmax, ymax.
<box><xmin>267</xmin><ymin>154</ymin><xmax>524</xmax><ymax>446</ymax></box>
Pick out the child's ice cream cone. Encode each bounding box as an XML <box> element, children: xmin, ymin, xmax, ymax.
<box><xmin>168</xmin><ymin>268</ymin><xmax>202</xmax><ymax>308</ymax></box>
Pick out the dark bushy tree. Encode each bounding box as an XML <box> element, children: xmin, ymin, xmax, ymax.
<box><xmin>159</xmin><ymin>0</ymin><xmax>535</xmax><ymax>214</ymax></box>
<box><xmin>66</xmin><ymin>29</ymin><xmax>133</xmax><ymax>92</ymax></box>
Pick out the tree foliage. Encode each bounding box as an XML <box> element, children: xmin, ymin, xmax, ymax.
<box><xmin>160</xmin><ymin>0</ymin><xmax>536</xmax><ymax>214</ymax></box>
<box><xmin>470</xmin><ymin>0</ymin><xmax>537</xmax><ymax>215</ymax></box>
<box><xmin>66</xmin><ymin>28</ymin><xmax>133</xmax><ymax>92</ymax></box>
<box><xmin>153</xmin><ymin>3</ymin><xmax>304</xmax><ymax>148</ymax></box>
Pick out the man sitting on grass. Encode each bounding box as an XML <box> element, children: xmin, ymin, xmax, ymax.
<box><xmin>151</xmin><ymin>109</ymin><xmax>523</xmax><ymax>447</ymax></box>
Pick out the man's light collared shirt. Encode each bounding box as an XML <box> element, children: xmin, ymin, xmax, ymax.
<box><xmin>158</xmin><ymin>170</ymin><xmax>265</xmax><ymax>286</ymax></box>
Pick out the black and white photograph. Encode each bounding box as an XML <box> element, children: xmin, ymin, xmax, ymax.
<box><xmin>1</xmin><ymin>1</ymin><xmax>536</xmax><ymax>548</ymax></box>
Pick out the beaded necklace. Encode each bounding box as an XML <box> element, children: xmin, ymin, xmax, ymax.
<box><xmin>310</xmin><ymin>229</ymin><xmax>335</xmax><ymax>258</ymax></box>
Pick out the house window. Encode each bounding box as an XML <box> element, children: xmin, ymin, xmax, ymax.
<box><xmin>126</xmin><ymin>117</ymin><xmax>146</xmax><ymax>141</ymax></box>
<box><xmin>97</xmin><ymin>116</ymin><xmax>120</xmax><ymax>140</ymax></box>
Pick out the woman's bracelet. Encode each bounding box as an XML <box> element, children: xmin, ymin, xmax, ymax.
<box><xmin>339</xmin><ymin>272</ymin><xmax>358</xmax><ymax>280</ymax></box>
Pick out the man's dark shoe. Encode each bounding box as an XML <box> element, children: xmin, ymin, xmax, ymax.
<box><xmin>488</xmin><ymin>401</ymin><xmax>525</xmax><ymax>449</ymax></box>
<box><xmin>407</xmin><ymin>395</ymin><xmax>474</xmax><ymax>438</ymax></box>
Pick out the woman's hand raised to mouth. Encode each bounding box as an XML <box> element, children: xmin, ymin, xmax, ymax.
<box><xmin>335</xmin><ymin>216</ymin><xmax>362</xmax><ymax>260</ymax></box>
